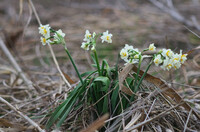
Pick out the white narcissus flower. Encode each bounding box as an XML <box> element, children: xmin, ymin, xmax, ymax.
<box><xmin>149</xmin><ymin>43</ymin><xmax>156</xmax><ymax>51</ymax></box>
<box><xmin>120</xmin><ymin>44</ymin><xmax>142</xmax><ymax>65</ymax></box>
<box><xmin>83</xmin><ymin>30</ymin><xmax>92</xmax><ymax>42</ymax></box>
<box><xmin>162</xmin><ymin>49</ymin><xmax>174</xmax><ymax>58</ymax></box>
<box><xmin>179</xmin><ymin>50</ymin><xmax>187</xmax><ymax>64</ymax></box>
<box><xmin>81</xmin><ymin>42</ymin><xmax>89</xmax><ymax>50</ymax></box>
<box><xmin>172</xmin><ymin>60</ymin><xmax>181</xmax><ymax>69</ymax></box>
<box><xmin>54</xmin><ymin>29</ymin><xmax>65</xmax><ymax>39</ymax></box>
<box><xmin>134</xmin><ymin>54</ymin><xmax>139</xmax><ymax>59</ymax></box>
<box><xmin>124</xmin><ymin>44</ymin><xmax>134</xmax><ymax>50</ymax></box>
<box><xmin>91</xmin><ymin>46</ymin><xmax>95</xmax><ymax>51</ymax></box>
<box><xmin>93</xmin><ymin>32</ymin><xmax>96</xmax><ymax>38</ymax></box>
<box><xmin>120</xmin><ymin>48</ymin><xmax>128</xmax><ymax>59</ymax></box>
<box><xmin>171</xmin><ymin>53</ymin><xmax>181</xmax><ymax>69</ymax></box>
<box><xmin>154</xmin><ymin>54</ymin><xmax>163</xmax><ymax>66</ymax></box>
<box><xmin>101</xmin><ymin>30</ymin><xmax>112</xmax><ymax>43</ymax></box>
<box><xmin>161</xmin><ymin>58</ymin><xmax>173</xmax><ymax>71</ymax></box>
<box><xmin>40</xmin><ymin>37</ymin><xmax>51</xmax><ymax>46</ymax></box>
<box><xmin>38</xmin><ymin>24</ymin><xmax>51</xmax><ymax>38</ymax></box>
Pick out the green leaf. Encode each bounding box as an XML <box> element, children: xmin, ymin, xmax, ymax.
<box><xmin>92</xmin><ymin>64</ymin><xmax>97</xmax><ymax>68</ymax></box>
<box><xmin>102</xmin><ymin>96</ymin><xmax>108</xmax><ymax>114</ymax></box>
<box><xmin>94</xmin><ymin>76</ymin><xmax>110</xmax><ymax>91</ymax></box>
<box><xmin>90</xmin><ymin>53</ymin><xmax>96</xmax><ymax>65</ymax></box>
<box><xmin>111</xmin><ymin>83</ymin><xmax>119</xmax><ymax>111</ymax></box>
<box><xmin>46</xmin><ymin>83</ymin><xmax>83</xmax><ymax>129</ymax></box>
<box><xmin>81</xmin><ymin>70</ymin><xmax>96</xmax><ymax>77</ymax></box>
<box><xmin>56</xmin><ymin>91</ymin><xmax>80</xmax><ymax>128</ymax></box>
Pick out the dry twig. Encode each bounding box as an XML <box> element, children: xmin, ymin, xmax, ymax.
<box><xmin>0</xmin><ymin>37</ymin><xmax>33</xmax><ymax>88</ymax></box>
<box><xmin>0</xmin><ymin>96</ymin><xmax>45</xmax><ymax>132</ymax></box>
<box><xmin>149</xmin><ymin>0</ymin><xmax>200</xmax><ymax>31</ymax></box>
<box><xmin>28</xmin><ymin>0</ymin><xmax>71</xmax><ymax>89</ymax></box>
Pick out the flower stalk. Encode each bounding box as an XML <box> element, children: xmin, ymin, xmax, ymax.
<box><xmin>64</xmin><ymin>47</ymin><xmax>84</xmax><ymax>84</ymax></box>
<box><xmin>93</xmin><ymin>49</ymin><xmax>101</xmax><ymax>76</ymax></box>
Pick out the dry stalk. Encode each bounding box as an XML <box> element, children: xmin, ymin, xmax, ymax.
<box><xmin>149</xmin><ymin>0</ymin><xmax>200</xmax><ymax>31</ymax></box>
<box><xmin>28</xmin><ymin>0</ymin><xmax>71</xmax><ymax>89</ymax></box>
<box><xmin>0</xmin><ymin>37</ymin><xmax>33</xmax><ymax>89</ymax></box>
<box><xmin>126</xmin><ymin>102</ymin><xmax>183</xmax><ymax>131</ymax></box>
<box><xmin>0</xmin><ymin>96</ymin><xmax>45</xmax><ymax>132</ymax></box>
<box><xmin>183</xmin><ymin>109</ymin><xmax>192</xmax><ymax>132</ymax></box>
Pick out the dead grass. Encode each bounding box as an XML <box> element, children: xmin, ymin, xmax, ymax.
<box><xmin>0</xmin><ymin>0</ymin><xmax>200</xmax><ymax>132</ymax></box>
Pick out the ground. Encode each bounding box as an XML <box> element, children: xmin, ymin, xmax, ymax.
<box><xmin>0</xmin><ymin>0</ymin><xmax>200</xmax><ymax>131</ymax></box>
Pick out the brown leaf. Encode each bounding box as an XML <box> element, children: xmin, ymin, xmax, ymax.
<box><xmin>186</xmin><ymin>45</ymin><xmax>200</xmax><ymax>55</ymax></box>
<box><xmin>80</xmin><ymin>113</ymin><xmax>109</xmax><ymax>132</ymax></box>
<box><xmin>62</xmin><ymin>70</ymin><xmax>75</xmax><ymax>84</ymax></box>
<box><xmin>118</xmin><ymin>64</ymin><xmax>134</xmax><ymax>96</ymax></box>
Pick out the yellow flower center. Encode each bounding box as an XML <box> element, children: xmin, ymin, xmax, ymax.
<box><xmin>181</xmin><ymin>54</ymin><xmax>186</xmax><ymax>62</ymax></box>
<box><xmin>166</xmin><ymin>51</ymin><xmax>170</xmax><ymax>56</ymax></box>
<box><xmin>150</xmin><ymin>47</ymin><xmax>154</xmax><ymax>51</ymax></box>
<box><xmin>41</xmin><ymin>27</ymin><xmax>44</xmax><ymax>29</ymax></box>
<box><xmin>86</xmin><ymin>34</ymin><xmax>92</xmax><ymax>39</ymax></box>
<box><xmin>181</xmin><ymin>54</ymin><xmax>186</xmax><ymax>58</ymax></box>
<box><xmin>167</xmin><ymin>64</ymin><xmax>172</xmax><ymax>68</ymax></box>
<box><xmin>134</xmin><ymin>55</ymin><xmax>139</xmax><ymax>59</ymax></box>
<box><xmin>42</xmin><ymin>38</ymin><xmax>46</xmax><ymax>43</ymax></box>
<box><xmin>44</xmin><ymin>29</ymin><xmax>47</xmax><ymax>34</ymax></box>
<box><xmin>122</xmin><ymin>52</ymin><xmax>127</xmax><ymax>57</ymax></box>
<box><xmin>106</xmin><ymin>36</ymin><xmax>110</xmax><ymax>40</ymax></box>
<box><xmin>173</xmin><ymin>58</ymin><xmax>179</xmax><ymax>62</ymax></box>
<box><xmin>155</xmin><ymin>59</ymin><xmax>159</xmax><ymax>64</ymax></box>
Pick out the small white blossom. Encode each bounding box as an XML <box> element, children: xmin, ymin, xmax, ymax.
<box><xmin>124</xmin><ymin>44</ymin><xmax>134</xmax><ymax>50</ymax></box>
<box><xmin>54</xmin><ymin>29</ymin><xmax>65</xmax><ymax>39</ymax></box>
<box><xmin>120</xmin><ymin>48</ymin><xmax>128</xmax><ymax>59</ymax></box>
<box><xmin>40</xmin><ymin>37</ymin><xmax>51</xmax><ymax>46</ymax></box>
<box><xmin>83</xmin><ymin>30</ymin><xmax>92</xmax><ymax>42</ymax></box>
<box><xmin>171</xmin><ymin>53</ymin><xmax>181</xmax><ymax>69</ymax></box>
<box><xmin>91</xmin><ymin>46</ymin><xmax>95</xmax><ymax>51</ymax></box>
<box><xmin>154</xmin><ymin>54</ymin><xmax>163</xmax><ymax>66</ymax></box>
<box><xmin>38</xmin><ymin>24</ymin><xmax>51</xmax><ymax>38</ymax></box>
<box><xmin>134</xmin><ymin>54</ymin><xmax>139</xmax><ymax>59</ymax></box>
<box><xmin>172</xmin><ymin>60</ymin><xmax>181</xmax><ymax>69</ymax></box>
<box><xmin>179</xmin><ymin>50</ymin><xmax>187</xmax><ymax>64</ymax></box>
<box><xmin>161</xmin><ymin>58</ymin><xmax>173</xmax><ymax>71</ymax></box>
<box><xmin>81</xmin><ymin>42</ymin><xmax>89</xmax><ymax>50</ymax></box>
<box><xmin>93</xmin><ymin>32</ymin><xmax>96</xmax><ymax>38</ymax></box>
<box><xmin>149</xmin><ymin>43</ymin><xmax>156</xmax><ymax>51</ymax></box>
<box><xmin>120</xmin><ymin>44</ymin><xmax>141</xmax><ymax>64</ymax></box>
<box><xmin>101</xmin><ymin>30</ymin><xmax>112</xmax><ymax>43</ymax></box>
<box><xmin>162</xmin><ymin>49</ymin><xmax>174</xmax><ymax>58</ymax></box>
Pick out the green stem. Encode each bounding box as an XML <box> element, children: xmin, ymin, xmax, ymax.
<box><xmin>64</xmin><ymin>47</ymin><xmax>83</xmax><ymax>84</ymax></box>
<box><xmin>93</xmin><ymin>49</ymin><xmax>101</xmax><ymax>76</ymax></box>
<box><xmin>133</xmin><ymin>55</ymin><xmax>142</xmax><ymax>91</ymax></box>
<box><xmin>101</xmin><ymin>60</ymin><xmax>105</xmax><ymax>76</ymax></box>
<box><xmin>130</xmin><ymin>60</ymin><xmax>152</xmax><ymax>102</ymax></box>
<box><xmin>134</xmin><ymin>61</ymin><xmax>153</xmax><ymax>93</ymax></box>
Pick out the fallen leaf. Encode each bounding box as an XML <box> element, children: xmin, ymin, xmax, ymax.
<box><xmin>80</xmin><ymin>113</ymin><xmax>109</xmax><ymax>132</ymax></box>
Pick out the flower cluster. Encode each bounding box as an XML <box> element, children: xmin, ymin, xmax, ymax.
<box><xmin>120</xmin><ymin>44</ymin><xmax>142</xmax><ymax>64</ymax></box>
<box><xmin>38</xmin><ymin>24</ymin><xmax>65</xmax><ymax>45</ymax></box>
<box><xmin>155</xmin><ymin>49</ymin><xmax>187</xmax><ymax>71</ymax></box>
<box><xmin>81</xmin><ymin>30</ymin><xmax>96</xmax><ymax>50</ymax></box>
<box><xmin>81</xmin><ymin>30</ymin><xmax>112</xmax><ymax>51</ymax></box>
<box><xmin>120</xmin><ymin>43</ymin><xmax>187</xmax><ymax>71</ymax></box>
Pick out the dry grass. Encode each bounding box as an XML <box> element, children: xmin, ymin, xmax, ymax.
<box><xmin>0</xmin><ymin>0</ymin><xmax>200</xmax><ymax>132</ymax></box>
